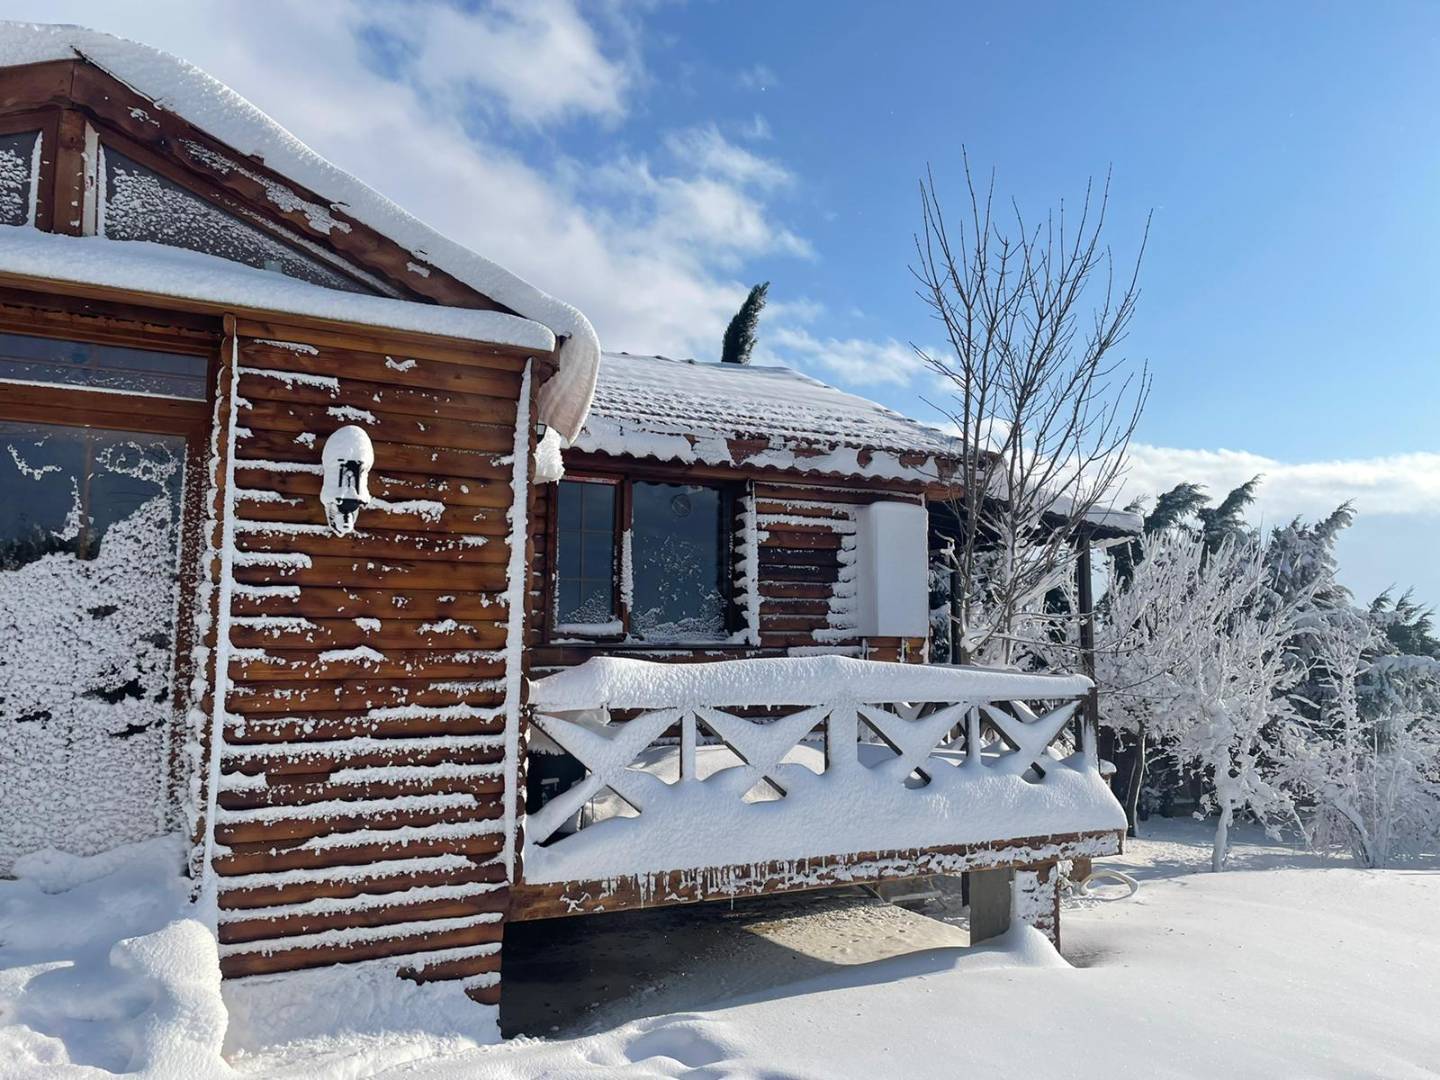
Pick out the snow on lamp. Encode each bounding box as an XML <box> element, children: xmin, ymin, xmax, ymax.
<box><xmin>319</xmin><ymin>425</ymin><xmax>374</xmax><ymax>536</ymax></box>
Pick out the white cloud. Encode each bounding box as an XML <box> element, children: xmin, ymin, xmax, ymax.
<box><xmin>740</xmin><ymin>113</ymin><xmax>773</xmax><ymax>141</ymax></box>
<box><xmin>762</xmin><ymin>327</ymin><xmax>928</xmax><ymax>386</ymax></box>
<box><xmin>358</xmin><ymin>0</ymin><xmax>637</xmax><ymax>126</ymax></box>
<box><xmin>737</xmin><ymin>64</ymin><xmax>778</xmax><ymax>91</ymax></box>
<box><xmin>1120</xmin><ymin>443</ymin><xmax>1440</xmax><ymax>522</ymax></box>
<box><xmin>665</xmin><ymin>125</ymin><xmax>791</xmax><ymax>189</ymax></box>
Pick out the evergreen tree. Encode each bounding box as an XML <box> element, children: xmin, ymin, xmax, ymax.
<box><xmin>1370</xmin><ymin>588</ymin><xmax>1440</xmax><ymax>658</ymax></box>
<box><xmin>720</xmin><ymin>282</ymin><xmax>769</xmax><ymax>365</ymax></box>
<box><xmin>1144</xmin><ymin>482</ymin><xmax>1210</xmax><ymax>536</ymax></box>
<box><xmin>1197</xmin><ymin>475</ymin><xmax>1262</xmax><ymax>552</ymax></box>
<box><xmin>1111</xmin><ymin>481</ymin><xmax>1209</xmax><ymax>583</ymax></box>
<box><xmin>1266</xmin><ymin>502</ymin><xmax>1355</xmax><ymax>611</ymax></box>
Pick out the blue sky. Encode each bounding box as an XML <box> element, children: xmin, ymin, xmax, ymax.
<box><xmin>615</xmin><ymin>1</ymin><xmax>1438</xmax><ymax>457</ymax></box>
<box><xmin>12</xmin><ymin>0</ymin><xmax>1440</xmax><ymax>608</ymax></box>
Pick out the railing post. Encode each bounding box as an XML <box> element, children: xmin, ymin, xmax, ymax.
<box><xmin>964</xmin><ymin>706</ymin><xmax>983</xmax><ymax>771</ymax></box>
<box><xmin>825</xmin><ymin>706</ymin><xmax>857</xmax><ymax>775</ymax></box>
<box><xmin>680</xmin><ymin>710</ymin><xmax>696</xmax><ymax>783</ymax></box>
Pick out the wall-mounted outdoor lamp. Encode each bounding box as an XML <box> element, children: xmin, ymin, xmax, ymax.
<box><xmin>319</xmin><ymin>425</ymin><xmax>374</xmax><ymax>536</ymax></box>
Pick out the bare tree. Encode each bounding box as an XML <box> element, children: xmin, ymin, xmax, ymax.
<box><xmin>914</xmin><ymin>155</ymin><xmax>1150</xmax><ymax>664</ymax></box>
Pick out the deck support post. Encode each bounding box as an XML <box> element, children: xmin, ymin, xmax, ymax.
<box><xmin>970</xmin><ymin>861</ymin><xmax>1063</xmax><ymax>948</ymax></box>
<box><xmin>967</xmin><ymin>868</ymin><xmax>1012</xmax><ymax>944</ymax></box>
<box><xmin>1013</xmin><ymin>862</ymin><xmax>1061</xmax><ymax>948</ymax></box>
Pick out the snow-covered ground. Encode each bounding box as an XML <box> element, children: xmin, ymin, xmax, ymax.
<box><xmin>2</xmin><ymin>820</ymin><xmax>1436</xmax><ymax>1078</ymax></box>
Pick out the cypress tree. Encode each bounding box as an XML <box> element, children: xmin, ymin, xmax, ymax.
<box><xmin>1198</xmin><ymin>475</ymin><xmax>1262</xmax><ymax>552</ymax></box>
<box><xmin>721</xmin><ymin>282</ymin><xmax>769</xmax><ymax>365</ymax></box>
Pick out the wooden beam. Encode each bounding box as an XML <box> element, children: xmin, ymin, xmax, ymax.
<box><xmin>509</xmin><ymin>828</ymin><xmax>1122</xmax><ymax>921</ymax></box>
<box><xmin>0</xmin><ymin>287</ymin><xmax>221</xmax><ymax>351</ymax></box>
<box><xmin>0</xmin><ymin>381</ymin><xmax>209</xmax><ymax>436</ymax></box>
<box><xmin>50</xmin><ymin>108</ymin><xmax>88</xmax><ymax>236</ymax></box>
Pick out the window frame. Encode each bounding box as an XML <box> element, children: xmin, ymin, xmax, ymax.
<box><xmin>545</xmin><ymin>469</ymin><xmax>741</xmax><ymax>646</ymax></box>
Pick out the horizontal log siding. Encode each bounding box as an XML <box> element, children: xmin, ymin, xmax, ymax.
<box><xmin>211</xmin><ymin>326</ymin><xmax>534</xmax><ymax>995</ymax></box>
<box><xmin>529</xmin><ymin>476</ymin><xmax>926</xmax><ymax>669</ymax></box>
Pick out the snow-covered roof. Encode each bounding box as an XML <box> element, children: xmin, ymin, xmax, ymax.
<box><xmin>0</xmin><ymin>21</ymin><xmax>599</xmax><ymax>439</ymax></box>
<box><xmin>573</xmin><ymin>352</ymin><xmax>963</xmax><ymax>482</ymax></box>
<box><xmin>0</xmin><ymin>227</ymin><xmax>556</xmax><ymax>352</ymax></box>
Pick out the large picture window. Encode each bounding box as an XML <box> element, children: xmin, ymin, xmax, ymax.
<box><xmin>0</xmin><ymin>321</ymin><xmax>208</xmax><ymax>875</ymax></box>
<box><xmin>552</xmin><ymin>476</ymin><xmax>733</xmax><ymax>643</ymax></box>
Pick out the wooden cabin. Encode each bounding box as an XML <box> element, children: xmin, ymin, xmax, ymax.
<box><xmin>0</xmin><ymin>25</ymin><xmax>1127</xmax><ymax>1021</ymax></box>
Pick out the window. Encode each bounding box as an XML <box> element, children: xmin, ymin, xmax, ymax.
<box><xmin>630</xmin><ymin>481</ymin><xmax>726</xmax><ymax>640</ymax></box>
<box><xmin>1</xmin><ymin>419</ymin><xmax>190</xmax><ymax>871</ymax></box>
<box><xmin>0</xmin><ymin>331</ymin><xmax>208</xmax><ymax>400</ymax></box>
<box><xmin>552</xmin><ymin>477</ymin><xmax>733</xmax><ymax>643</ymax></box>
<box><xmin>0</xmin><ymin>130</ymin><xmax>40</xmax><ymax>227</ymax></box>
<box><xmin>555</xmin><ymin>480</ymin><xmax>618</xmax><ymax>632</ymax></box>
<box><xmin>98</xmin><ymin>145</ymin><xmax>373</xmax><ymax>294</ymax></box>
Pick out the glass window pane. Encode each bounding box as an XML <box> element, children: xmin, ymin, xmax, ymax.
<box><xmin>0</xmin><ymin>331</ymin><xmax>208</xmax><ymax>400</ymax></box>
<box><xmin>630</xmin><ymin>482</ymin><xmax>727</xmax><ymax>642</ymax></box>
<box><xmin>1</xmin><ymin>422</ymin><xmax>186</xmax><ymax>569</ymax></box>
<box><xmin>557</xmin><ymin>481</ymin><xmax>582</xmax><ymax>532</ymax></box>
<box><xmin>556</xmin><ymin>578</ymin><xmax>614</xmax><ymax>628</ymax></box>
<box><xmin>557</xmin><ymin>531</ymin><xmax>580</xmax><ymax>579</ymax></box>
<box><xmin>581</xmin><ymin>480</ymin><xmax>613</xmax><ymax>526</ymax></box>
<box><xmin>557</xmin><ymin>579</ymin><xmax>580</xmax><ymax>621</ymax></box>
<box><xmin>0</xmin><ymin>130</ymin><xmax>40</xmax><ymax>227</ymax></box>
<box><xmin>580</xmin><ymin>529</ymin><xmax>613</xmax><ymax>580</ymax></box>
<box><xmin>100</xmin><ymin>145</ymin><xmax>373</xmax><ymax>294</ymax></box>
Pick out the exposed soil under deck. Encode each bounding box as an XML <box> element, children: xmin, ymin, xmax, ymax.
<box><xmin>499</xmin><ymin>881</ymin><xmax>972</xmax><ymax>1038</ymax></box>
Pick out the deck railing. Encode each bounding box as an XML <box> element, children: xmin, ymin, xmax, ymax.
<box><xmin>520</xmin><ymin>656</ymin><xmax>1124</xmax><ymax>887</ymax></box>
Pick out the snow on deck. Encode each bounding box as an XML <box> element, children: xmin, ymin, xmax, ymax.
<box><xmin>529</xmin><ymin>654</ymin><xmax>1091</xmax><ymax>711</ymax></box>
<box><xmin>0</xmin><ymin>227</ymin><xmax>555</xmax><ymax>352</ymax></box>
<box><xmin>573</xmin><ymin>351</ymin><xmax>963</xmax><ymax>481</ymax></box>
<box><xmin>524</xmin><ymin>744</ymin><xmax>1124</xmax><ymax>884</ymax></box>
<box><xmin>0</xmin><ymin>21</ymin><xmax>599</xmax><ymax>439</ymax></box>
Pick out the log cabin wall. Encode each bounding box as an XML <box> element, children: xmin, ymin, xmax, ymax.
<box><xmin>528</xmin><ymin>464</ymin><xmax>928</xmax><ymax>671</ymax></box>
<box><xmin>207</xmin><ymin>317</ymin><xmax>544</xmax><ymax>1000</ymax></box>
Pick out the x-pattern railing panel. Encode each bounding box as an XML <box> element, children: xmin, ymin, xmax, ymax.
<box><xmin>527</xmin><ymin>688</ymin><xmax>1090</xmax><ymax>849</ymax></box>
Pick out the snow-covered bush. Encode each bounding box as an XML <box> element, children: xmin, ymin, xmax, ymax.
<box><xmin>1091</xmin><ymin>531</ymin><xmax>1314</xmax><ymax>870</ymax></box>
<box><xmin>1097</xmin><ymin>503</ymin><xmax>1440</xmax><ymax>870</ymax></box>
<box><xmin>1288</xmin><ymin>617</ymin><xmax>1440</xmax><ymax>867</ymax></box>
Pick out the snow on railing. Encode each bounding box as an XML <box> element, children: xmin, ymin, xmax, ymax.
<box><xmin>522</xmin><ymin>656</ymin><xmax>1127</xmax><ymax>885</ymax></box>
